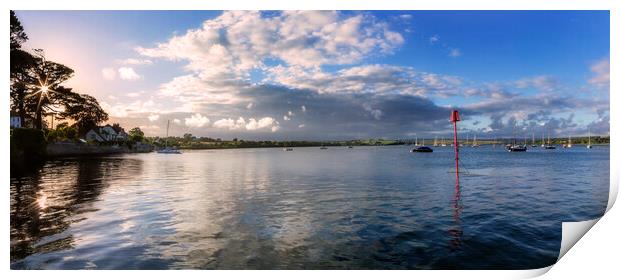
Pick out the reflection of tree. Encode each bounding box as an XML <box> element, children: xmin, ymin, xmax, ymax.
<box><xmin>10</xmin><ymin>157</ymin><xmax>143</xmax><ymax>262</ymax></box>
<box><xmin>448</xmin><ymin>182</ymin><xmax>463</xmax><ymax>252</ymax></box>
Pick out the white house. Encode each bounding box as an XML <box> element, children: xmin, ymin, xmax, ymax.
<box><xmin>85</xmin><ymin>124</ymin><xmax>129</xmax><ymax>142</ymax></box>
<box><xmin>85</xmin><ymin>129</ymin><xmax>105</xmax><ymax>142</ymax></box>
<box><xmin>10</xmin><ymin>114</ymin><xmax>21</xmax><ymax>128</ymax></box>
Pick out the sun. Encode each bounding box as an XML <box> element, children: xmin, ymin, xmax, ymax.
<box><xmin>40</xmin><ymin>85</ymin><xmax>49</xmax><ymax>94</ymax></box>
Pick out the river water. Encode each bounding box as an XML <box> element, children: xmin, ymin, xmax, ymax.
<box><xmin>10</xmin><ymin>145</ymin><xmax>609</xmax><ymax>269</ymax></box>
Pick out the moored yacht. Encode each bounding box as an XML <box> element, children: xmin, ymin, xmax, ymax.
<box><xmin>411</xmin><ymin>146</ymin><xmax>433</xmax><ymax>153</ymax></box>
<box><xmin>157</xmin><ymin>120</ymin><xmax>182</xmax><ymax>154</ymax></box>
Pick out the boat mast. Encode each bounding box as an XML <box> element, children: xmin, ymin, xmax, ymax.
<box><xmin>166</xmin><ymin>120</ymin><xmax>170</xmax><ymax>147</ymax></box>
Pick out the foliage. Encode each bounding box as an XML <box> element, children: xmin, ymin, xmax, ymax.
<box><xmin>55</xmin><ymin>87</ymin><xmax>109</xmax><ymax>135</ymax></box>
<box><xmin>128</xmin><ymin>127</ymin><xmax>145</xmax><ymax>142</ymax></box>
<box><xmin>10</xmin><ymin>11</ymin><xmax>28</xmax><ymax>51</ymax></box>
<box><xmin>10</xmin><ymin>12</ymin><xmax>109</xmax><ymax>133</ymax></box>
<box><xmin>46</xmin><ymin>122</ymin><xmax>79</xmax><ymax>142</ymax></box>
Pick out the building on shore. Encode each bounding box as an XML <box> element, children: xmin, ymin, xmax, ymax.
<box><xmin>85</xmin><ymin>124</ymin><xmax>129</xmax><ymax>143</ymax></box>
<box><xmin>10</xmin><ymin>111</ymin><xmax>21</xmax><ymax>128</ymax></box>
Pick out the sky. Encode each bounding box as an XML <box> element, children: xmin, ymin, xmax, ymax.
<box><xmin>15</xmin><ymin>10</ymin><xmax>610</xmax><ymax>140</ymax></box>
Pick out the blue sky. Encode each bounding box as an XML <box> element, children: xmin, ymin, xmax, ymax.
<box><xmin>15</xmin><ymin>10</ymin><xmax>609</xmax><ymax>139</ymax></box>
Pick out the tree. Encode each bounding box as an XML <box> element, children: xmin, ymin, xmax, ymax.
<box><xmin>183</xmin><ymin>133</ymin><xmax>193</xmax><ymax>142</ymax></box>
<box><xmin>47</xmin><ymin>122</ymin><xmax>78</xmax><ymax>141</ymax></box>
<box><xmin>10</xmin><ymin>12</ymin><xmax>110</xmax><ymax>134</ymax></box>
<box><xmin>26</xmin><ymin>52</ymin><xmax>75</xmax><ymax>129</ymax></box>
<box><xmin>10</xmin><ymin>11</ymin><xmax>36</xmax><ymax>126</ymax></box>
<box><xmin>10</xmin><ymin>11</ymin><xmax>28</xmax><ymax>51</ymax></box>
<box><xmin>128</xmin><ymin>127</ymin><xmax>145</xmax><ymax>142</ymax></box>
<box><xmin>55</xmin><ymin>87</ymin><xmax>108</xmax><ymax>135</ymax></box>
<box><xmin>112</xmin><ymin>123</ymin><xmax>122</xmax><ymax>133</ymax></box>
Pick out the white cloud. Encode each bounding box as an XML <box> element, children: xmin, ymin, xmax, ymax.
<box><xmin>515</xmin><ymin>76</ymin><xmax>557</xmax><ymax>91</ymax></box>
<box><xmin>429</xmin><ymin>35</ymin><xmax>440</xmax><ymax>44</ymax></box>
<box><xmin>283</xmin><ymin>115</ymin><xmax>291</xmax><ymax>121</ymax></box>
<box><xmin>184</xmin><ymin>113</ymin><xmax>210</xmax><ymax>127</ymax></box>
<box><xmin>118</xmin><ymin>58</ymin><xmax>153</xmax><ymax>65</ymax></box>
<box><xmin>449</xmin><ymin>48</ymin><xmax>462</xmax><ymax>57</ymax></box>
<box><xmin>301</xmin><ymin>105</ymin><xmax>307</xmax><ymax>112</ymax></box>
<box><xmin>213</xmin><ymin>117</ymin><xmax>246</xmax><ymax>130</ymax></box>
<box><xmin>266</xmin><ymin>64</ymin><xmax>460</xmax><ymax>97</ymax></box>
<box><xmin>118</xmin><ymin>67</ymin><xmax>141</xmax><ymax>80</ymax></box>
<box><xmin>158</xmin><ymin>74</ymin><xmax>247</xmax><ymax>105</ymax></box>
<box><xmin>588</xmin><ymin>58</ymin><xmax>609</xmax><ymax>87</ymax></box>
<box><xmin>245</xmin><ymin>117</ymin><xmax>279</xmax><ymax>131</ymax></box>
<box><xmin>126</xmin><ymin>91</ymin><xmax>143</xmax><ymax>98</ymax></box>
<box><xmin>298</xmin><ymin>124</ymin><xmax>306</xmax><ymax>128</ymax></box>
<box><xmin>138</xmin><ymin>11</ymin><xmax>403</xmax><ymax>77</ymax></box>
<box><xmin>173</xmin><ymin>118</ymin><xmax>181</xmax><ymax>124</ymax></box>
<box><xmin>133</xmin><ymin>11</ymin><xmax>405</xmax><ymax>114</ymax></box>
<box><xmin>287</xmin><ymin>111</ymin><xmax>294</xmax><ymax>116</ymax></box>
<box><xmin>213</xmin><ymin>116</ymin><xmax>279</xmax><ymax>132</ymax></box>
<box><xmin>101</xmin><ymin>67</ymin><xmax>116</xmax><ymax>80</ymax></box>
<box><xmin>148</xmin><ymin>114</ymin><xmax>160</xmax><ymax>122</ymax></box>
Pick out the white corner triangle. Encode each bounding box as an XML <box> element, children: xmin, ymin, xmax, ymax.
<box><xmin>558</xmin><ymin>218</ymin><xmax>600</xmax><ymax>260</ymax></box>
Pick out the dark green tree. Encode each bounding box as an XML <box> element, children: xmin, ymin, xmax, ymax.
<box><xmin>10</xmin><ymin>11</ymin><xmax>28</xmax><ymax>51</ymax></box>
<box><xmin>128</xmin><ymin>127</ymin><xmax>145</xmax><ymax>142</ymax></box>
<box><xmin>26</xmin><ymin>51</ymin><xmax>75</xmax><ymax>129</ymax></box>
<box><xmin>55</xmin><ymin>87</ymin><xmax>109</xmax><ymax>135</ymax></box>
<box><xmin>10</xmin><ymin>11</ymin><xmax>37</xmax><ymax>126</ymax></box>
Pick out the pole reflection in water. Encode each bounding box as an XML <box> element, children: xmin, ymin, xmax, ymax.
<box><xmin>448</xmin><ymin>178</ymin><xmax>463</xmax><ymax>252</ymax></box>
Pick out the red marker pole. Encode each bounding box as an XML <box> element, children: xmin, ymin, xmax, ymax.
<box><xmin>450</xmin><ymin>110</ymin><xmax>461</xmax><ymax>185</ymax></box>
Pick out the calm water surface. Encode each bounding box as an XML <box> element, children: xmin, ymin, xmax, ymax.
<box><xmin>10</xmin><ymin>145</ymin><xmax>609</xmax><ymax>269</ymax></box>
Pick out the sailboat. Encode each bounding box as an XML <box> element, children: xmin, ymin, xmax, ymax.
<box><xmin>587</xmin><ymin>130</ymin><xmax>593</xmax><ymax>149</ymax></box>
<box><xmin>544</xmin><ymin>133</ymin><xmax>556</xmax><ymax>149</ymax></box>
<box><xmin>471</xmin><ymin>134</ymin><xmax>480</xmax><ymax>147</ymax></box>
<box><xmin>567</xmin><ymin>135</ymin><xmax>572</xmax><ymax>148</ymax></box>
<box><xmin>283</xmin><ymin>143</ymin><xmax>293</xmax><ymax>151</ymax></box>
<box><xmin>433</xmin><ymin>136</ymin><xmax>438</xmax><ymax>147</ymax></box>
<box><xmin>415</xmin><ymin>137</ymin><xmax>420</xmax><ymax>147</ymax></box>
<box><xmin>507</xmin><ymin>126</ymin><xmax>526</xmax><ymax>152</ymax></box>
<box><xmin>540</xmin><ymin>131</ymin><xmax>545</xmax><ymax>148</ymax></box>
<box><xmin>507</xmin><ymin>136</ymin><xmax>526</xmax><ymax>152</ymax></box>
<box><xmin>411</xmin><ymin>136</ymin><xmax>433</xmax><ymax>152</ymax></box>
<box><xmin>157</xmin><ymin>120</ymin><xmax>182</xmax><ymax>154</ymax></box>
<box><xmin>441</xmin><ymin>137</ymin><xmax>447</xmax><ymax>147</ymax></box>
<box><xmin>530</xmin><ymin>133</ymin><xmax>537</xmax><ymax>147</ymax></box>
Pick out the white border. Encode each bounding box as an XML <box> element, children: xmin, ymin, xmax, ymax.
<box><xmin>2</xmin><ymin>1</ymin><xmax>617</xmax><ymax>279</ymax></box>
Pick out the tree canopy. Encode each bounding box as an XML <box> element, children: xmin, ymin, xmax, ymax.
<box><xmin>129</xmin><ymin>127</ymin><xmax>145</xmax><ymax>142</ymax></box>
<box><xmin>56</xmin><ymin>87</ymin><xmax>109</xmax><ymax>135</ymax></box>
<box><xmin>10</xmin><ymin>11</ymin><xmax>28</xmax><ymax>51</ymax></box>
<box><xmin>10</xmin><ymin>11</ymin><xmax>110</xmax><ymax>135</ymax></box>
